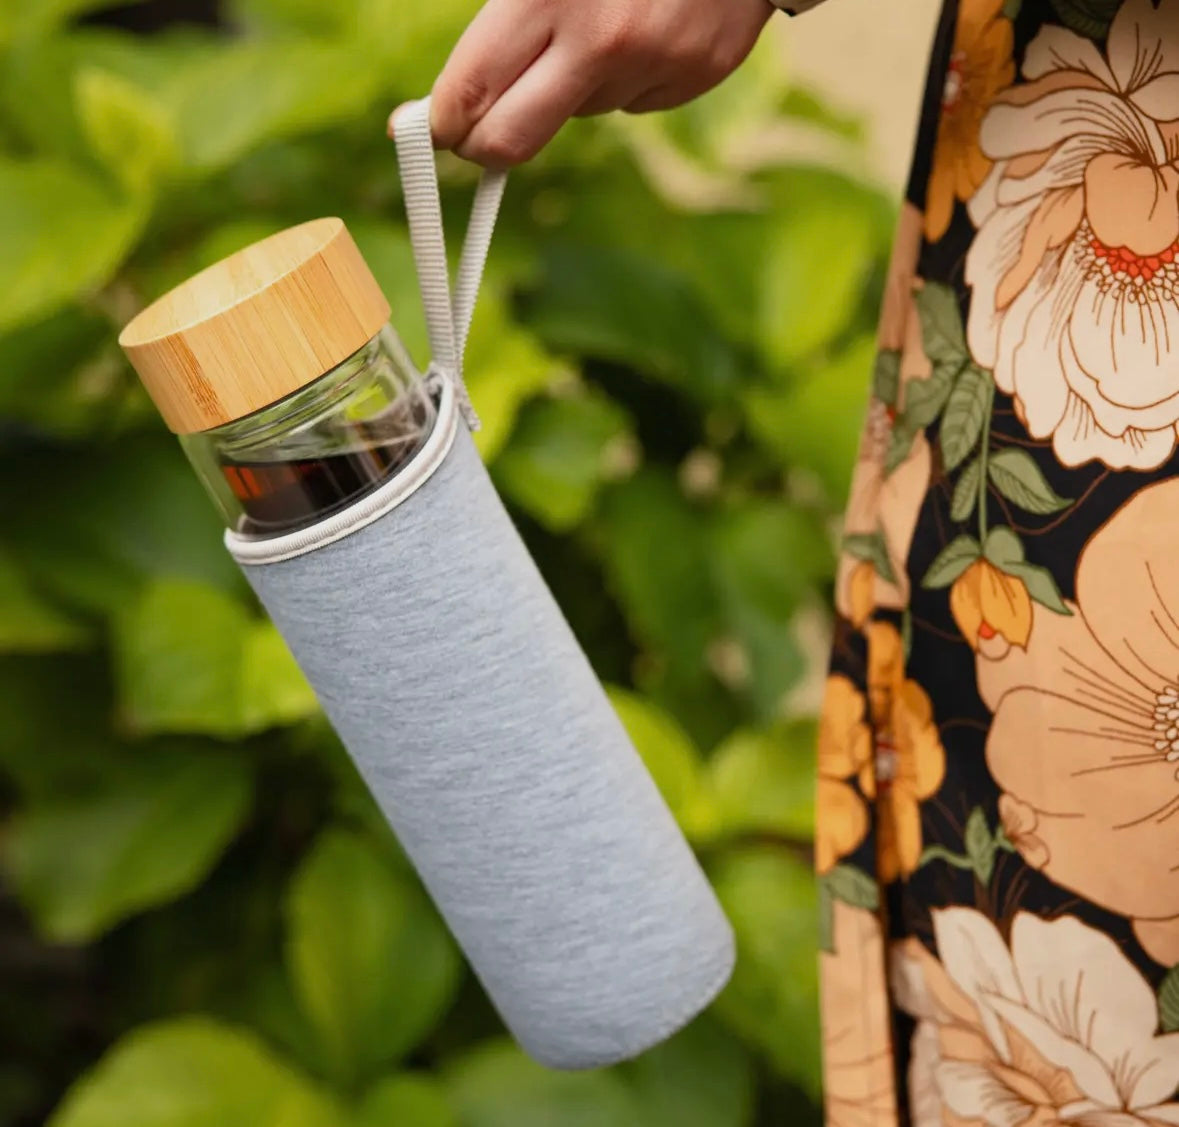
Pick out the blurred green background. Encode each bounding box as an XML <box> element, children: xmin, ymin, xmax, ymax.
<box><xmin>0</xmin><ymin>1</ymin><xmax>897</xmax><ymax>1123</ymax></box>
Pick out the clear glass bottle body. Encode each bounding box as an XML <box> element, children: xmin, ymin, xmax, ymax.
<box><xmin>182</xmin><ymin>326</ymin><xmax>436</xmax><ymax>539</ymax></box>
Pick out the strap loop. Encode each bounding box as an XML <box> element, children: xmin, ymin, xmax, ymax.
<box><xmin>391</xmin><ymin>97</ymin><xmax>507</xmax><ymax>431</ymax></box>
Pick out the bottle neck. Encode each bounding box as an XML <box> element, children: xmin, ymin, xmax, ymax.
<box><xmin>180</xmin><ymin>326</ymin><xmax>437</xmax><ymax>539</ymax></box>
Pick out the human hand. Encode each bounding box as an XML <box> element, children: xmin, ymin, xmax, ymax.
<box><xmin>393</xmin><ymin>0</ymin><xmax>774</xmax><ymax>168</ymax></box>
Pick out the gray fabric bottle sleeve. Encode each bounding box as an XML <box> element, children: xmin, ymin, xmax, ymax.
<box><xmin>233</xmin><ymin>421</ymin><xmax>735</xmax><ymax>1069</ymax></box>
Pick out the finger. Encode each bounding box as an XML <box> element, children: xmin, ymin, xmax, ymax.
<box><xmin>625</xmin><ymin>80</ymin><xmax>716</xmax><ymax>115</ymax></box>
<box><xmin>455</xmin><ymin>44</ymin><xmax>598</xmax><ymax>168</ymax></box>
<box><xmin>430</xmin><ymin>0</ymin><xmax>553</xmax><ymax>151</ymax></box>
<box><xmin>574</xmin><ymin>77</ymin><xmax>651</xmax><ymax>118</ymax></box>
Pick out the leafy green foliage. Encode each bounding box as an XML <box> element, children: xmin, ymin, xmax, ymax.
<box><xmin>47</xmin><ymin>1018</ymin><xmax>346</xmax><ymax>1127</ymax></box>
<box><xmin>0</xmin><ymin>3</ymin><xmax>889</xmax><ymax>1123</ymax></box>
<box><xmin>285</xmin><ymin>829</ymin><xmax>462</xmax><ymax>1087</ymax></box>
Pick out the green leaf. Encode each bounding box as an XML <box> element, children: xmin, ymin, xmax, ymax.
<box><xmin>841</xmin><ymin>530</ymin><xmax>896</xmax><ymax>585</ymax></box>
<box><xmin>759</xmin><ymin>190</ymin><xmax>876</xmax><ymax>366</ymax></box>
<box><xmin>708</xmin><ymin>724</ymin><xmax>816</xmax><ymax>842</ymax></box>
<box><xmin>494</xmin><ymin>394</ymin><xmax>631</xmax><ymax>531</ymax></box>
<box><xmin>445</xmin><ymin>1041</ymin><xmax>643</xmax><ymax>1127</ymax></box>
<box><xmin>1160</xmin><ymin>966</ymin><xmax>1179</xmax><ymax>1033</ymax></box>
<box><xmin>914</xmin><ymin>282</ymin><xmax>967</xmax><ymax>365</ymax></box>
<box><xmin>964</xmin><ymin>807</ymin><xmax>995</xmax><ymax>886</ymax></box>
<box><xmin>596</xmin><ymin>471</ymin><xmax>720</xmax><ymax>679</ymax></box>
<box><xmin>161</xmin><ymin>40</ymin><xmax>385</xmax><ymax>174</ymax></box>
<box><xmin>982</xmin><ymin>525</ymin><xmax>1025</xmax><ymax>569</ymax></box>
<box><xmin>0</xmin><ymin>307</ymin><xmax>122</xmax><ymax>439</ymax></box>
<box><xmin>48</xmin><ymin>1017</ymin><xmax>344</xmax><ymax>1127</ymax></box>
<box><xmin>711</xmin><ymin>502</ymin><xmax>833</xmax><ymax>719</ymax></box>
<box><xmin>940</xmin><ymin>364</ymin><xmax>992</xmax><ymax>472</ymax></box>
<box><xmin>921</xmin><ymin>535</ymin><xmax>981</xmax><ymax>589</ymax></box>
<box><xmin>746</xmin><ymin>334</ymin><xmax>878</xmax><ymax>504</ymax></box>
<box><xmin>8</xmin><ymin>749</ymin><xmax>252</xmax><ymax>943</ymax></box>
<box><xmin>901</xmin><ymin>358</ymin><xmax>960</xmax><ymax>430</ymax></box>
<box><xmin>286</xmin><ymin>830</ymin><xmax>462</xmax><ymax>1086</ymax></box>
<box><xmin>1003</xmin><ymin>560</ymin><xmax>1072</xmax><ymax>615</ymax></box>
<box><xmin>1003</xmin><ymin>0</ymin><xmax>1023</xmax><ymax>15</ymax></box>
<box><xmin>778</xmin><ymin>85</ymin><xmax>866</xmax><ymax>144</ymax></box>
<box><xmin>114</xmin><ymin>580</ymin><xmax>317</xmax><ymax>739</ymax></box>
<box><xmin>871</xmin><ymin>350</ymin><xmax>900</xmax><ymax>406</ymax></box>
<box><xmin>988</xmin><ymin>447</ymin><xmax>1072</xmax><ymax>514</ymax></box>
<box><xmin>525</xmin><ymin>244</ymin><xmax>743</xmax><ymax>404</ymax></box>
<box><xmin>624</xmin><ymin>1017</ymin><xmax>755</xmax><ymax>1127</ymax></box>
<box><xmin>464</xmin><ymin>286</ymin><xmax>563</xmax><ymax>463</ymax></box>
<box><xmin>823</xmin><ymin>864</ymin><xmax>879</xmax><ymax>911</ymax></box>
<box><xmin>607</xmin><ymin>688</ymin><xmax>714</xmax><ymax>841</ymax></box>
<box><xmin>0</xmin><ymin>550</ymin><xmax>90</xmax><ymax>654</ymax></box>
<box><xmin>0</xmin><ymin>158</ymin><xmax>143</xmax><ymax>333</ymax></box>
<box><xmin>75</xmin><ymin>68</ymin><xmax>178</xmax><ymax>193</ymax></box>
<box><xmin>950</xmin><ymin>457</ymin><xmax>981</xmax><ymax>523</ymax></box>
<box><xmin>354</xmin><ymin>1076</ymin><xmax>457</xmax><ymax>1127</ymax></box>
<box><xmin>1049</xmin><ymin>0</ymin><xmax>1120</xmax><ymax>39</ymax></box>
<box><xmin>710</xmin><ymin>848</ymin><xmax>820</xmax><ymax>1096</ymax></box>
<box><xmin>3</xmin><ymin>433</ymin><xmax>246</xmax><ymax>616</ymax></box>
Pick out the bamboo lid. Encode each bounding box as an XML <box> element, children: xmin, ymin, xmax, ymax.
<box><xmin>119</xmin><ymin>217</ymin><xmax>391</xmax><ymax>434</ymax></box>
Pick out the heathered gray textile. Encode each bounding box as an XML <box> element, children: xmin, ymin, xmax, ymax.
<box><xmin>236</xmin><ymin>423</ymin><xmax>735</xmax><ymax>1069</ymax></box>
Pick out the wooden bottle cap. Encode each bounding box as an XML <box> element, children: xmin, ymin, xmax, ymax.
<box><xmin>119</xmin><ymin>217</ymin><xmax>391</xmax><ymax>434</ymax></box>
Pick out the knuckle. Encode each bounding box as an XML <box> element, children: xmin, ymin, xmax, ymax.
<box><xmin>433</xmin><ymin>73</ymin><xmax>492</xmax><ymax>143</ymax></box>
<box><xmin>590</xmin><ymin>10</ymin><xmax>646</xmax><ymax>59</ymax></box>
<box><xmin>475</xmin><ymin>129</ymin><xmax>536</xmax><ymax>167</ymax></box>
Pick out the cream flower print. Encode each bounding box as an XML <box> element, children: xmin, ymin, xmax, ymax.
<box><xmin>821</xmin><ymin>900</ymin><xmax>897</xmax><ymax>1127</ymax></box>
<box><xmin>966</xmin><ymin>0</ymin><xmax>1179</xmax><ymax>470</ymax></box>
<box><xmin>836</xmin><ymin>205</ymin><xmax>932</xmax><ymax>627</ymax></box>
<box><xmin>977</xmin><ymin>478</ymin><xmax>1179</xmax><ymax>966</ymax></box>
<box><xmin>892</xmin><ymin>908</ymin><xmax>1179</xmax><ymax>1127</ymax></box>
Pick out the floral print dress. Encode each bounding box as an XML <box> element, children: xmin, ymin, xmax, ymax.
<box><xmin>816</xmin><ymin>1</ymin><xmax>1179</xmax><ymax>1124</ymax></box>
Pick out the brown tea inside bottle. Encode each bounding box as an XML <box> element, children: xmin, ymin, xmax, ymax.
<box><xmin>220</xmin><ymin>440</ymin><xmax>418</xmax><ymax>536</ymax></box>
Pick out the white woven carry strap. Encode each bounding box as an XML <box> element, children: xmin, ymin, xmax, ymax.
<box><xmin>391</xmin><ymin>97</ymin><xmax>507</xmax><ymax>431</ymax></box>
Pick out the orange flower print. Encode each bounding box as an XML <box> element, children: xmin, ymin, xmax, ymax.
<box><xmin>967</xmin><ymin>0</ymin><xmax>1179</xmax><ymax>470</ymax></box>
<box><xmin>924</xmin><ymin>0</ymin><xmax>1015</xmax><ymax>242</ymax></box>
<box><xmin>892</xmin><ymin>908</ymin><xmax>1179</xmax><ymax>1127</ymax></box>
<box><xmin>861</xmin><ymin>623</ymin><xmax>946</xmax><ymax>883</ymax></box>
<box><xmin>821</xmin><ymin>900</ymin><xmax>898</xmax><ymax>1127</ymax></box>
<box><xmin>949</xmin><ymin>558</ymin><xmax>1032</xmax><ymax>658</ymax></box>
<box><xmin>816</xmin><ymin>675</ymin><xmax>872</xmax><ymax>875</ymax></box>
<box><xmin>977</xmin><ymin>478</ymin><xmax>1179</xmax><ymax>965</ymax></box>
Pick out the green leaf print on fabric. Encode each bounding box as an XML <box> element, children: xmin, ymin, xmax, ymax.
<box><xmin>922</xmin><ymin>535</ymin><xmax>982</xmax><ymax>589</ymax></box>
<box><xmin>841</xmin><ymin>531</ymin><xmax>897</xmax><ymax>586</ymax></box>
<box><xmin>1159</xmin><ymin>966</ymin><xmax>1179</xmax><ymax>1033</ymax></box>
<box><xmin>940</xmin><ymin>365</ymin><xmax>993</xmax><ymax>472</ymax></box>
<box><xmin>987</xmin><ymin>448</ymin><xmax>1072</xmax><ymax>515</ymax></box>
<box><xmin>982</xmin><ymin>527</ymin><xmax>1071</xmax><ymax>615</ymax></box>
<box><xmin>964</xmin><ymin>808</ymin><xmax>996</xmax><ymax>886</ymax></box>
<box><xmin>823</xmin><ymin>864</ymin><xmax>879</xmax><ymax>912</ymax></box>
<box><xmin>914</xmin><ymin>282</ymin><xmax>967</xmax><ymax>367</ymax></box>
<box><xmin>1049</xmin><ymin>0</ymin><xmax>1120</xmax><ymax>39</ymax></box>
<box><xmin>871</xmin><ymin>350</ymin><xmax>900</xmax><ymax>407</ymax></box>
<box><xmin>951</xmin><ymin>458</ymin><xmax>982</xmax><ymax>522</ymax></box>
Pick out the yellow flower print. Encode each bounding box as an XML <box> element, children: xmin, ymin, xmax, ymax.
<box><xmin>861</xmin><ymin>623</ymin><xmax>946</xmax><ymax>883</ymax></box>
<box><xmin>949</xmin><ymin>558</ymin><xmax>1032</xmax><ymax>657</ymax></box>
<box><xmin>924</xmin><ymin>0</ymin><xmax>1015</xmax><ymax>242</ymax></box>
<box><xmin>816</xmin><ymin>675</ymin><xmax>872</xmax><ymax>875</ymax></box>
